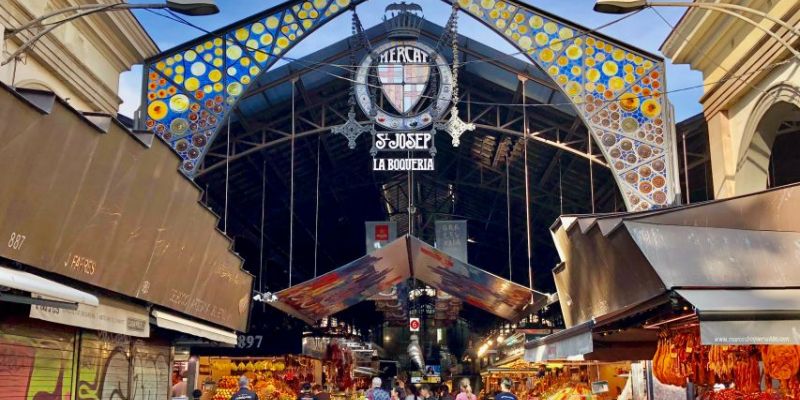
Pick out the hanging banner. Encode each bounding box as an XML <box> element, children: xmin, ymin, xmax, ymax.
<box><xmin>435</xmin><ymin>220</ymin><xmax>468</xmax><ymax>262</ymax></box>
<box><xmin>365</xmin><ymin>221</ymin><xmax>397</xmax><ymax>254</ymax></box>
<box><xmin>30</xmin><ymin>294</ymin><xmax>150</xmax><ymax>337</ymax></box>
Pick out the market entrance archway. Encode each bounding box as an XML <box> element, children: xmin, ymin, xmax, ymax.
<box><xmin>140</xmin><ymin>0</ymin><xmax>676</xmax><ymax>211</ymax></box>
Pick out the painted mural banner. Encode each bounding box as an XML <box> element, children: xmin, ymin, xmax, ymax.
<box><xmin>270</xmin><ymin>235</ymin><xmax>541</xmax><ymax>323</ymax></box>
<box><xmin>272</xmin><ymin>237</ymin><xmax>411</xmax><ymax>324</ymax></box>
<box><xmin>409</xmin><ymin>236</ymin><xmax>537</xmax><ymax>321</ymax></box>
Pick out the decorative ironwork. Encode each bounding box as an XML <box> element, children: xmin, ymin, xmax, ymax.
<box><xmin>140</xmin><ymin>0</ymin><xmax>677</xmax><ymax>210</ymax></box>
<box><xmin>436</xmin><ymin>106</ymin><xmax>474</xmax><ymax>147</ymax></box>
<box><xmin>439</xmin><ymin>1</ymin><xmax>474</xmax><ymax>147</ymax></box>
<box><xmin>333</xmin><ymin>110</ymin><xmax>371</xmax><ymax>149</ymax></box>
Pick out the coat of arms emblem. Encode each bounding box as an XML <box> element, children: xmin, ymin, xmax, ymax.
<box><xmin>354</xmin><ymin>3</ymin><xmax>453</xmax><ymax>131</ymax></box>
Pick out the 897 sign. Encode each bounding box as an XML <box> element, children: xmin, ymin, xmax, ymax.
<box><xmin>237</xmin><ymin>335</ymin><xmax>263</xmax><ymax>349</ymax></box>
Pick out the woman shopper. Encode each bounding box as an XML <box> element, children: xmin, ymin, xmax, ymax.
<box><xmin>455</xmin><ymin>379</ymin><xmax>475</xmax><ymax>400</ymax></box>
<box><xmin>391</xmin><ymin>386</ymin><xmax>403</xmax><ymax>400</ymax></box>
<box><xmin>405</xmin><ymin>384</ymin><xmax>421</xmax><ymax>400</ymax></box>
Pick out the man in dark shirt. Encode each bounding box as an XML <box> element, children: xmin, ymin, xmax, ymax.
<box><xmin>231</xmin><ymin>376</ymin><xmax>258</xmax><ymax>400</ymax></box>
<box><xmin>313</xmin><ymin>384</ymin><xmax>330</xmax><ymax>400</ymax></box>
<box><xmin>298</xmin><ymin>383</ymin><xmax>317</xmax><ymax>400</ymax></box>
<box><xmin>494</xmin><ymin>379</ymin><xmax>516</xmax><ymax>400</ymax></box>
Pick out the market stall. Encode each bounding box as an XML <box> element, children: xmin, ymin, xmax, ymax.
<box><xmin>533</xmin><ymin>184</ymin><xmax>800</xmax><ymax>399</ymax></box>
<box><xmin>480</xmin><ymin>358</ymin><xmax>635</xmax><ymax>400</ymax></box>
<box><xmin>196</xmin><ymin>355</ymin><xmax>322</xmax><ymax>400</ymax></box>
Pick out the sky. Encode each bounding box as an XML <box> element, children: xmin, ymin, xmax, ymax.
<box><xmin>120</xmin><ymin>0</ymin><xmax>704</xmax><ymax>121</ymax></box>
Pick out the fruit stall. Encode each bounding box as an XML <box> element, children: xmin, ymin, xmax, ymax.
<box><xmin>197</xmin><ymin>355</ymin><xmax>322</xmax><ymax>400</ymax></box>
<box><xmin>479</xmin><ymin>360</ymin><xmax>633</xmax><ymax>400</ymax></box>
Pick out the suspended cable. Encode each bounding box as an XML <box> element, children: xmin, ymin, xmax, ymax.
<box><xmin>558</xmin><ymin>155</ymin><xmax>564</xmax><ymax>215</ymax></box>
<box><xmin>407</xmin><ymin>151</ymin><xmax>414</xmax><ymax>237</ymax></box>
<box><xmin>557</xmin><ymin>130</ymin><xmax>564</xmax><ymax>215</ymax></box>
<box><xmin>259</xmin><ymin>158</ymin><xmax>267</xmax><ymax>294</ymax></box>
<box><xmin>223</xmin><ymin>113</ymin><xmax>230</xmax><ymax>234</ymax></box>
<box><xmin>314</xmin><ymin>132</ymin><xmax>321</xmax><ymax>277</ymax></box>
<box><xmin>289</xmin><ymin>78</ymin><xmax>296</xmax><ymax>287</ymax></box>
<box><xmin>506</xmin><ymin>152</ymin><xmax>512</xmax><ymax>281</ymax></box>
<box><xmin>521</xmin><ymin>76</ymin><xmax>534</xmax><ymax>302</ymax></box>
<box><xmin>682</xmin><ymin>130</ymin><xmax>691</xmax><ymax>204</ymax></box>
<box><xmin>588</xmin><ymin>131</ymin><xmax>595</xmax><ymax>213</ymax></box>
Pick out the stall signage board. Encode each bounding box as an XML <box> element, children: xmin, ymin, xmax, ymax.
<box><xmin>699</xmin><ymin>320</ymin><xmax>800</xmax><ymax>345</ymax></box>
<box><xmin>30</xmin><ymin>294</ymin><xmax>150</xmax><ymax>337</ymax></box>
<box><xmin>409</xmin><ymin>317</ymin><xmax>421</xmax><ymax>332</ymax></box>
<box><xmin>435</xmin><ymin>220</ymin><xmax>468</xmax><ymax>262</ymax></box>
<box><xmin>365</xmin><ymin>221</ymin><xmax>397</xmax><ymax>254</ymax></box>
<box><xmin>591</xmin><ymin>381</ymin><xmax>609</xmax><ymax>394</ymax></box>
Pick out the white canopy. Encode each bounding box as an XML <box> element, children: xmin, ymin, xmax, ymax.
<box><xmin>0</xmin><ymin>265</ymin><xmax>98</xmax><ymax>306</ymax></box>
<box><xmin>151</xmin><ymin>309</ymin><xmax>238</xmax><ymax>345</ymax></box>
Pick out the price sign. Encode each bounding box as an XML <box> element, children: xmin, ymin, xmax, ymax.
<box><xmin>409</xmin><ymin>318</ymin><xmax>421</xmax><ymax>332</ymax></box>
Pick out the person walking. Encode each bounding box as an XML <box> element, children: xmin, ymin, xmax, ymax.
<box><xmin>405</xmin><ymin>384</ymin><xmax>421</xmax><ymax>400</ymax></box>
<box><xmin>171</xmin><ymin>370</ymin><xmax>188</xmax><ymax>398</ymax></box>
<box><xmin>313</xmin><ymin>384</ymin><xmax>330</xmax><ymax>400</ymax></box>
<box><xmin>455</xmin><ymin>379</ymin><xmax>475</xmax><ymax>400</ymax></box>
<box><xmin>437</xmin><ymin>386</ymin><xmax>452</xmax><ymax>400</ymax></box>
<box><xmin>231</xmin><ymin>376</ymin><xmax>258</xmax><ymax>400</ymax></box>
<box><xmin>298</xmin><ymin>383</ymin><xmax>317</xmax><ymax>400</ymax></box>
<box><xmin>391</xmin><ymin>385</ymin><xmax>403</xmax><ymax>400</ymax></box>
<box><xmin>420</xmin><ymin>385</ymin><xmax>434</xmax><ymax>400</ymax></box>
<box><xmin>367</xmin><ymin>378</ymin><xmax>391</xmax><ymax>400</ymax></box>
<box><xmin>494</xmin><ymin>379</ymin><xmax>517</xmax><ymax>400</ymax></box>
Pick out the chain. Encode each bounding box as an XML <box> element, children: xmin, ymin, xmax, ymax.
<box><xmin>450</xmin><ymin>1</ymin><xmax>460</xmax><ymax>104</ymax></box>
<box><xmin>347</xmin><ymin>12</ymin><xmax>358</xmax><ymax>111</ymax></box>
<box><xmin>434</xmin><ymin>4</ymin><xmax>458</xmax><ymax>56</ymax></box>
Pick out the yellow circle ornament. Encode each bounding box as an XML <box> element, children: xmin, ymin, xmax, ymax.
<box><xmin>641</xmin><ymin>99</ymin><xmax>662</xmax><ymax>118</ymax></box>
<box><xmin>539</xmin><ymin>48</ymin><xmax>555</xmax><ymax>63</ymax></box>
<box><xmin>566</xmin><ymin>45</ymin><xmax>582</xmax><ymax>60</ymax></box>
<box><xmin>619</xmin><ymin>93</ymin><xmax>640</xmax><ymax>112</ymax></box>
<box><xmin>185</xmin><ymin>77</ymin><xmax>200</xmax><ymax>92</ymax></box>
<box><xmin>147</xmin><ymin>100</ymin><xmax>168</xmax><ymax>121</ymax></box>
<box><xmin>586</xmin><ymin>68</ymin><xmax>601</xmax><ymax>83</ymax></box>
<box><xmin>608</xmin><ymin>77</ymin><xmax>625</xmax><ymax>92</ymax></box>
<box><xmin>209</xmin><ymin>69</ymin><xmax>222</xmax><ymax>82</ymax></box>
<box><xmin>602</xmin><ymin>61</ymin><xmax>619</xmax><ymax>76</ymax></box>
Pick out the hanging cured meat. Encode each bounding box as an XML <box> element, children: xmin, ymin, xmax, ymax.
<box><xmin>733</xmin><ymin>354</ymin><xmax>760</xmax><ymax>394</ymax></box>
<box><xmin>761</xmin><ymin>345</ymin><xmax>800</xmax><ymax>380</ymax></box>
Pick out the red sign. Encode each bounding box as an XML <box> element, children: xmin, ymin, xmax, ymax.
<box><xmin>375</xmin><ymin>225</ymin><xmax>390</xmax><ymax>241</ymax></box>
<box><xmin>409</xmin><ymin>318</ymin><xmax>421</xmax><ymax>332</ymax></box>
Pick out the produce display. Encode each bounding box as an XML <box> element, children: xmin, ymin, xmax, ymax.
<box><xmin>204</xmin><ymin>356</ymin><xmax>323</xmax><ymax>400</ymax></box>
<box><xmin>545</xmin><ymin>383</ymin><xmax>591</xmax><ymax>400</ymax></box>
<box><xmin>212</xmin><ymin>376</ymin><xmax>239</xmax><ymax>400</ymax></box>
<box><xmin>653</xmin><ymin>328</ymin><xmax>800</xmax><ymax>399</ymax></box>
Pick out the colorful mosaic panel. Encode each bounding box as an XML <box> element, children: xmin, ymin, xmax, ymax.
<box><xmin>144</xmin><ymin>0</ymin><xmax>354</xmax><ymax>174</ymax></box>
<box><xmin>457</xmin><ymin>0</ymin><xmax>675</xmax><ymax>210</ymax></box>
<box><xmin>141</xmin><ymin>0</ymin><xmax>676</xmax><ymax>210</ymax></box>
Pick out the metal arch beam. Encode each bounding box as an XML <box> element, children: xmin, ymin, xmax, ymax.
<box><xmin>473</xmin><ymin>124</ymin><xmax>608</xmax><ymax>168</ymax></box>
<box><xmin>142</xmin><ymin>0</ymin><xmax>675</xmax><ymax>210</ymax></box>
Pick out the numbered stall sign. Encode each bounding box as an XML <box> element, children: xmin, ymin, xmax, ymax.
<box><xmin>409</xmin><ymin>318</ymin><xmax>420</xmax><ymax>332</ymax></box>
